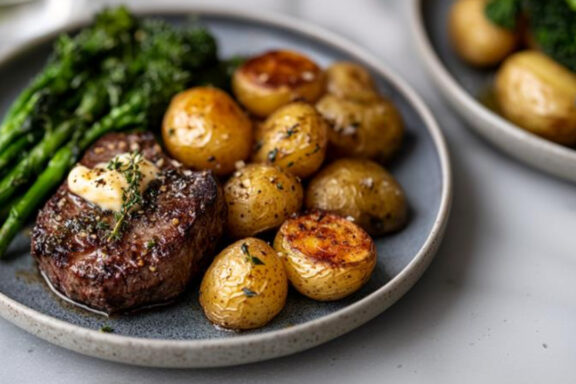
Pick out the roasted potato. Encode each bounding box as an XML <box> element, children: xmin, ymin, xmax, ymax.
<box><xmin>305</xmin><ymin>158</ymin><xmax>407</xmax><ymax>236</ymax></box>
<box><xmin>274</xmin><ymin>211</ymin><xmax>376</xmax><ymax>301</ymax></box>
<box><xmin>252</xmin><ymin>102</ymin><xmax>328</xmax><ymax>178</ymax></box>
<box><xmin>232</xmin><ymin>50</ymin><xmax>325</xmax><ymax>117</ymax></box>
<box><xmin>316</xmin><ymin>95</ymin><xmax>403</xmax><ymax>162</ymax></box>
<box><xmin>495</xmin><ymin>51</ymin><xmax>576</xmax><ymax>145</ymax></box>
<box><xmin>162</xmin><ymin>87</ymin><xmax>252</xmax><ymax>176</ymax></box>
<box><xmin>449</xmin><ymin>0</ymin><xmax>517</xmax><ymax>67</ymax></box>
<box><xmin>325</xmin><ymin>62</ymin><xmax>380</xmax><ymax>102</ymax></box>
<box><xmin>199</xmin><ymin>238</ymin><xmax>288</xmax><ymax>330</ymax></box>
<box><xmin>224</xmin><ymin>164</ymin><xmax>303</xmax><ymax>238</ymax></box>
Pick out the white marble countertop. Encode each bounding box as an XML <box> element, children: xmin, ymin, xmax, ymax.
<box><xmin>1</xmin><ymin>0</ymin><xmax>575</xmax><ymax>382</ymax></box>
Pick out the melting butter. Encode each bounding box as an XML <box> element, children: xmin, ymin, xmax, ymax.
<box><xmin>68</xmin><ymin>153</ymin><xmax>159</xmax><ymax>211</ymax></box>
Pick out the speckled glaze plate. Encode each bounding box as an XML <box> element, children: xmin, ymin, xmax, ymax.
<box><xmin>0</xmin><ymin>5</ymin><xmax>451</xmax><ymax>368</ymax></box>
<box><xmin>411</xmin><ymin>0</ymin><xmax>576</xmax><ymax>182</ymax></box>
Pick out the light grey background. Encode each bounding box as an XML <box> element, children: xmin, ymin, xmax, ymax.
<box><xmin>0</xmin><ymin>0</ymin><xmax>575</xmax><ymax>383</ymax></box>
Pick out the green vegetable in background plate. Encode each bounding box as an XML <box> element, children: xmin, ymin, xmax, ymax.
<box><xmin>485</xmin><ymin>0</ymin><xmax>576</xmax><ymax>72</ymax></box>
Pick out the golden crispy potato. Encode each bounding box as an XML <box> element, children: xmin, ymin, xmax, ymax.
<box><xmin>199</xmin><ymin>238</ymin><xmax>288</xmax><ymax>330</ymax></box>
<box><xmin>325</xmin><ymin>62</ymin><xmax>380</xmax><ymax>102</ymax></box>
<box><xmin>224</xmin><ymin>164</ymin><xmax>303</xmax><ymax>238</ymax></box>
<box><xmin>495</xmin><ymin>51</ymin><xmax>576</xmax><ymax>145</ymax></box>
<box><xmin>305</xmin><ymin>158</ymin><xmax>407</xmax><ymax>236</ymax></box>
<box><xmin>274</xmin><ymin>211</ymin><xmax>376</xmax><ymax>301</ymax></box>
<box><xmin>449</xmin><ymin>0</ymin><xmax>517</xmax><ymax>67</ymax></box>
<box><xmin>232</xmin><ymin>50</ymin><xmax>325</xmax><ymax>117</ymax></box>
<box><xmin>162</xmin><ymin>87</ymin><xmax>252</xmax><ymax>176</ymax></box>
<box><xmin>316</xmin><ymin>95</ymin><xmax>403</xmax><ymax>162</ymax></box>
<box><xmin>252</xmin><ymin>102</ymin><xmax>328</xmax><ymax>178</ymax></box>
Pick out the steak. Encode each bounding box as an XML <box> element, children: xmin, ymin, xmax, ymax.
<box><xmin>31</xmin><ymin>132</ymin><xmax>226</xmax><ymax>314</ymax></box>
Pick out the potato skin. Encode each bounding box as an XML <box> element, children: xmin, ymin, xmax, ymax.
<box><xmin>199</xmin><ymin>238</ymin><xmax>288</xmax><ymax>330</ymax></box>
<box><xmin>252</xmin><ymin>102</ymin><xmax>328</xmax><ymax>178</ymax></box>
<box><xmin>162</xmin><ymin>87</ymin><xmax>252</xmax><ymax>176</ymax></box>
<box><xmin>274</xmin><ymin>211</ymin><xmax>376</xmax><ymax>301</ymax></box>
<box><xmin>495</xmin><ymin>51</ymin><xmax>576</xmax><ymax>145</ymax></box>
<box><xmin>224</xmin><ymin>164</ymin><xmax>303</xmax><ymax>238</ymax></box>
<box><xmin>316</xmin><ymin>95</ymin><xmax>403</xmax><ymax>162</ymax></box>
<box><xmin>449</xmin><ymin>0</ymin><xmax>517</xmax><ymax>67</ymax></box>
<box><xmin>325</xmin><ymin>62</ymin><xmax>380</xmax><ymax>102</ymax></box>
<box><xmin>305</xmin><ymin>158</ymin><xmax>407</xmax><ymax>236</ymax></box>
<box><xmin>232</xmin><ymin>50</ymin><xmax>325</xmax><ymax>117</ymax></box>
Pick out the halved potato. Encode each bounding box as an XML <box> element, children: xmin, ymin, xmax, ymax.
<box><xmin>232</xmin><ymin>50</ymin><xmax>325</xmax><ymax>117</ymax></box>
<box><xmin>252</xmin><ymin>102</ymin><xmax>328</xmax><ymax>178</ymax></box>
<box><xmin>162</xmin><ymin>87</ymin><xmax>252</xmax><ymax>176</ymax></box>
<box><xmin>274</xmin><ymin>211</ymin><xmax>376</xmax><ymax>301</ymax></box>
<box><xmin>199</xmin><ymin>238</ymin><xmax>288</xmax><ymax>330</ymax></box>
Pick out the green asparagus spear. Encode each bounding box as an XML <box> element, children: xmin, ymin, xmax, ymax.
<box><xmin>0</xmin><ymin>93</ymin><xmax>43</xmax><ymax>153</ymax></box>
<box><xmin>0</xmin><ymin>145</ymin><xmax>73</xmax><ymax>257</ymax></box>
<box><xmin>0</xmin><ymin>121</ymin><xmax>74</xmax><ymax>205</ymax></box>
<box><xmin>0</xmin><ymin>131</ymin><xmax>41</xmax><ymax>174</ymax></box>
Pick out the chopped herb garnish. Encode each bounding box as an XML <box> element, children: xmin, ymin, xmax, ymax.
<box><xmin>254</xmin><ymin>140</ymin><xmax>263</xmax><ymax>151</ymax></box>
<box><xmin>145</xmin><ymin>239</ymin><xmax>157</xmax><ymax>249</ymax></box>
<box><xmin>107</xmin><ymin>152</ymin><xmax>144</xmax><ymax>241</ymax></box>
<box><xmin>207</xmin><ymin>155</ymin><xmax>216</xmax><ymax>162</ymax></box>
<box><xmin>241</xmin><ymin>242</ymin><xmax>265</xmax><ymax>265</ymax></box>
<box><xmin>267</xmin><ymin>148</ymin><xmax>278</xmax><ymax>163</ymax></box>
<box><xmin>276</xmin><ymin>182</ymin><xmax>284</xmax><ymax>190</ymax></box>
<box><xmin>168</xmin><ymin>128</ymin><xmax>176</xmax><ymax>136</ymax></box>
<box><xmin>96</xmin><ymin>221</ymin><xmax>110</xmax><ymax>231</ymax></box>
<box><xmin>305</xmin><ymin>144</ymin><xmax>321</xmax><ymax>157</ymax></box>
<box><xmin>287</xmin><ymin>161</ymin><xmax>295</xmax><ymax>168</ymax></box>
<box><xmin>285</xmin><ymin>123</ymin><xmax>299</xmax><ymax>138</ymax></box>
<box><xmin>106</xmin><ymin>157</ymin><xmax>122</xmax><ymax>171</ymax></box>
<box><xmin>241</xmin><ymin>242</ymin><xmax>249</xmax><ymax>255</ymax></box>
<box><xmin>242</xmin><ymin>287</ymin><xmax>257</xmax><ymax>297</ymax></box>
<box><xmin>251</xmin><ymin>256</ymin><xmax>265</xmax><ymax>265</ymax></box>
<box><xmin>100</xmin><ymin>325</ymin><xmax>114</xmax><ymax>333</ymax></box>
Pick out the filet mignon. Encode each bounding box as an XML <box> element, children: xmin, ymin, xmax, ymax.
<box><xmin>31</xmin><ymin>132</ymin><xmax>226</xmax><ymax>314</ymax></box>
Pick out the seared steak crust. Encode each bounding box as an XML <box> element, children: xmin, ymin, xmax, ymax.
<box><xmin>32</xmin><ymin>132</ymin><xmax>226</xmax><ymax>314</ymax></box>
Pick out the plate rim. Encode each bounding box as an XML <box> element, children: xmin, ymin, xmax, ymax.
<box><xmin>0</xmin><ymin>4</ymin><xmax>452</xmax><ymax>367</ymax></box>
<box><xmin>409</xmin><ymin>0</ymin><xmax>576</xmax><ymax>181</ymax></box>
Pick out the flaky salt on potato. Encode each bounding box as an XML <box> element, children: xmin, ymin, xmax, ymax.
<box><xmin>232</xmin><ymin>50</ymin><xmax>325</xmax><ymax>117</ymax></box>
<box><xmin>274</xmin><ymin>211</ymin><xmax>377</xmax><ymax>301</ymax></box>
<box><xmin>200</xmin><ymin>238</ymin><xmax>288</xmax><ymax>330</ymax></box>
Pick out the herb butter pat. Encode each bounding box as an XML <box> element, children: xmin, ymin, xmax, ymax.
<box><xmin>67</xmin><ymin>153</ymin><xmax>159</xmax><ymax>211</ymax></box>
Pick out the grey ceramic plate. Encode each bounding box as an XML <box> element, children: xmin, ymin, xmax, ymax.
<box><xmin>0</xmin><ymin>5</ymin><xmax>451</xmax><ymax>368</ymax></box>
<box><xmin>411</xmin><ymin>0</ymin><xmax>576</xmax><ymax>182</ymax></box>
